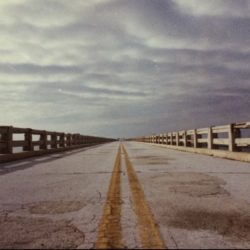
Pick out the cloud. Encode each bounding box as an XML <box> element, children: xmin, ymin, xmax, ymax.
<box><xmin>175</xmin><ymin>0</ymin><xmax>250</xmax><ymax>17</ymax></box>
<box><xmin>0</xmin><ymin>0</ymin><xmax>249</xmax><ymax>137</ymax></box>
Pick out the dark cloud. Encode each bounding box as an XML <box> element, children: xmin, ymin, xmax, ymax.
<box><xmin>0</xmin><ymin>63</ymin><xmax>84</xmax><ymax>75</ymax></box>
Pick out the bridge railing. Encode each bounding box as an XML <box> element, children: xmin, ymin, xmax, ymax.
<box><xmin>0</xmin><ymin>126</ymin><xmax>115</xmax><ymax>163</ymax></box>
<box><xmin>129</xmin><ymin>122</ymin><xmax>250</xmax><ymax>159</ymax></box>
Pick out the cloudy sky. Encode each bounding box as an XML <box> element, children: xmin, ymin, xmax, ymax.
<box><xmin>0</xmin><ymin>0</ymin><xmax>250</xmax><ymax>138</ymax></box>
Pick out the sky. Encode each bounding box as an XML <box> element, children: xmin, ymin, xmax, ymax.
<box><xmin>0</xmin><ymin>0</ymin><xmax>250</xmax><ymax>138</ymax></box>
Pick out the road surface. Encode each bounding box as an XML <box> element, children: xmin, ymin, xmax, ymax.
<box><xmin>0</xmin><ymin>141</ymin><xmax>250</xmax><ymax>249</ymax></box>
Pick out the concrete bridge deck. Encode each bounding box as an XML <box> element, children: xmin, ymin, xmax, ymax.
<box><xmin>0</xmin><ymin>141</ymin><xmax>250</xmax><ymax>249</ymax></box>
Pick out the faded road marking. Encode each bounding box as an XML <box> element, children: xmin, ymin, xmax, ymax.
<box><xmin>95</xmin><ymin>144</ymin><xmax>123</xmax><ymax>249</ymax></box>
<box><xmin>122</xmin><ymin>144</ymin><xmax>166</xmax><ymax>249</ymax></box>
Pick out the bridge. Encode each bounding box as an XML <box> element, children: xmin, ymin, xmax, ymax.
<box><xmin>0</xmin><ymin>122</ymin><xmax>250</xmax><ymax>249</ymax></box>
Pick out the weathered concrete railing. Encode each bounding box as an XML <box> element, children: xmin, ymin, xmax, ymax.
<box><xmin>129</xmin><ymin>122</ymin><xmax>250</xmax><ymax>162</ymax></box>
<box><xmin>0</xmin><ymin>126</ymin><xmax>115</xmax><ymax>163</ymax></box>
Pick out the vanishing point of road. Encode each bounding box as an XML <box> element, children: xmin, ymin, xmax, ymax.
<box><xmin>0</xmin><ymin>141</ymin><xmax>250</xmax><ymax>249</ymax></box>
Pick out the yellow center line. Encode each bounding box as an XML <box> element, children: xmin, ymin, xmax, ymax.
<box><xmin>95</xmin><ymin>144</ymin><xmax>124</xmax><ymax>249</ymax></box>
<box><xmin>121</xmin><ymin>143</ymin><xmax>166</xmax><ymax>249</ymax></box>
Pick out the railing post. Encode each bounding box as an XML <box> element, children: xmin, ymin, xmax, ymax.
<box><xmin>24</xmin><ymin>128</ymin><xmax>33</xmax><ymax>152</ymax></box>
<box><xmin>51</xmin><ymin>133</ymin><xmax>57</xmax><ymax>149</ymax></box>
<box><xmin>1</xmin><ymin>126</ymin><xmax>13</xmax><ymax>154</ymax></box>
<box><xmin>40</xmin><ymin>131</ymin><xmax>47</xmax><ymax>150</ymax></box>
<box><xmin>60</xmin><ymin>133</ymin><xmax>65</xmax><ymax>148</ymax></box>
<box><xmin>66</xmin><ymin>134</ymin><xmax>71</xmax><ymax>147</ymax></box>
<box><xmin>208</xmin><ymin>127</ymin><xmax>213</xmax><ymax>150</ymax></box>
<box><xmin>163</xmin><ymin>133</ymin><xmax>166</xmax><ymax>144</ymax></box>
<box><xmin>193</xmin><ymin>129</ymin><xmax>197</xmax><ymax>148</ymax></box>
<box><xmin>73</xmin><ymin>134</ymin><xmax>77</xmax><ymax>145</ymax></box>
<box><xmin>176</xmin><ymin>132</ymin><xmax>179</xmax><ymax>146</ymax></box>
<box><xmin>183</xmin><ymin>131</ymin><xmax>187</xmax><ymax>147</ymax></box>
<box><xmin>228</xmin><ymin>124</ymin><xmax>236</xmax><ymax>152</ymax></box>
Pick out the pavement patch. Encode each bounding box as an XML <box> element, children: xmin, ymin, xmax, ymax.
<box><xmin>133</xmin><ymin>155</ymin><xmax>170</xmax><ymax>165</ymax></box>
<box><xmin>168</xmin><ymin>209</ymin><xmax>250</xmax><ymax>240</ymax></box>
<box><xmin>169</xmin><ymin>184</ymin><xmax>228</xmax><ymax>197</ymax></box>
<box><xmin>0</xmin><ymin>215</ymin><xmax>84</xmax><ymax>249</ymax></box>
<box><xmin>29</xmin><ymin>201</ymin><xmax>85</xmax><ymax>214</ymax></box>
<box><xmin>151</xmin><ymin>173</ymin><xmax>229</xmax><ymax>197</ymax></box>
<box><xmin>151</xmin><ymin>172</ymin><xmax>226</xmax><ymax>186</ymax></box>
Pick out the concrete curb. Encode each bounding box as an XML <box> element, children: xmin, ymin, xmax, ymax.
<box><xmin>146</xmin><ymin>143</ymin><xmax>250</xmax><ymax>163</ymax></box>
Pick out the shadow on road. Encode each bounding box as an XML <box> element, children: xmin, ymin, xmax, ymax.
<box><xmin>0</xmin><ymin>144</ymin><xmax>105</xmax><ymax>176</ymax></box>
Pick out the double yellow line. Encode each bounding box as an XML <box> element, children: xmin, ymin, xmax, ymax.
<box><xmin>95</xmin><ymin>145</ymin><xmax>123</xmax><ymax>249</ymax></box>
<box><xmin>95</xmin><ymin>144</ymin><xmax>165</xmax><ymax>249</ymax></box>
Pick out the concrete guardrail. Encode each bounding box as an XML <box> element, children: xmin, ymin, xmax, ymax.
<box><xmin>0</xmin><ymin>126</ymin><xmax>116</xmax><ymax>163</ymax></box>
<box><xmin>128</xmin><ymin>122</ymin><xmax>250</xmax><ymax>162</ymax></box>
